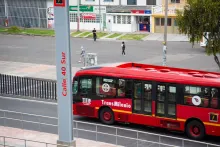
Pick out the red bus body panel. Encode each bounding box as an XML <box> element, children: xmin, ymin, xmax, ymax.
<box><xmin>73</xmin><ymin>62</ymin><xmax>220</xmax><ymax>137</ymax></box>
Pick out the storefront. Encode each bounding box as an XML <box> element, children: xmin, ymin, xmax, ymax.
<box><xmin>69</xmin><ymin>5</ymin><xmax>106</xmax><ymax>30</ymax></box>
<box><xmin>151</xmin><ymin>5</ymin><xmax>181</xmax><ymax>34</ymax></box>
<box><xmin>105</xmin><ymin>9</ymin><xmax>152</xmax><ymax>33</ymax></box>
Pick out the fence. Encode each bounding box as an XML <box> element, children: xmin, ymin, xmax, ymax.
<box><xmin>0</xmin><ymin>109</ymin><xmax>219</xmax><ymax>147</ymax></box>
<box><xmin>0</xmin><ymin>74</ymin><xmax>57</xmax><ymax>100</ymax></box>
<box><xmin>0</xmin><ymin>136</ymin><xmax>71</xmax><ymax>147</ymax></box>
<box><xmin>0</xmin><ymin>5</ymin><xmax>47</xmax><ymax>28</ymax></box>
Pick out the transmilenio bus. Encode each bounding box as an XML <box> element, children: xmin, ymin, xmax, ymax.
<box><xmin>72</xmin><ymin>62</ymin><xmax>220</xmax><ymax>140</ymax></box>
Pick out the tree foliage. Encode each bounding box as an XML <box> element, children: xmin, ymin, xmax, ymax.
<box><xmin>176</xmin><ymin>0</ymin><xmax>220</xmax><ymax>69</ymax></box>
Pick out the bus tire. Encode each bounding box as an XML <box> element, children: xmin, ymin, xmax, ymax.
<box><xmin>99</xmin><ymin>107</ymin><xmax>115</xmax><ymax>125</ymax></box>
<box><xmin>186</xmin><ymin>120</ymin><xmax>205</xmax><ymax>140</ymax></box>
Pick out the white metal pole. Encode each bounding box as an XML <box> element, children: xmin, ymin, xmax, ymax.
<box><xmin>163</xmin><ymin>0</ymin><xmax>168</xmax><ymax>66</ymax></box>
<box><xmin>77</xmin><ymin>0</ymin><xmax>80</xmax><ymax>31</ymax></box>
<box><xmin>99</xmin><ymin>0</ymin><xmax>101</xmax><ymax>31</ymax></box>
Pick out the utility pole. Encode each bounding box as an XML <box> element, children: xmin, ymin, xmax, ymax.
<box><xmin>163</xmin><ymin>0</ymin><xmax>168</xmax><ymax>66</ymax></box>
<box><xmin>77</xmin><ymin>0</ymin><xmax>80</xmax><ymax>31</ymax></box>
<box><xmin>99</xmin><ymin>0</ymin><xmax>101</xmax><ymax>31</ymax></box>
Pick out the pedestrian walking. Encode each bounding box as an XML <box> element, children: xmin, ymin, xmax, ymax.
<box><xmin>78</xmin><ymin>46</ymin><xmax>86</xmax><ymax>63</ymax></box>
<box><xmin>92</xmin><ymin>28</ymin><xmax>97</xmax><ymax>41</ymax></box>
<box><xmin>121</xmin><ymin>41</ymin><xmax>126</xmax><ymax>56</ymax></box>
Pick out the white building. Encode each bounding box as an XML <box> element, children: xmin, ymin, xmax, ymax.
<box><xmin>46</xmin><ymin>0</ymin><xmax>162</xmax><ymax>32</ymax></box>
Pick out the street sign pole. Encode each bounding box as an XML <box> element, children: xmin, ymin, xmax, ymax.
<box><xmin>54</xmin><ymin>0</ymin><xmax>75</xmax><ymax>146</ymax></box>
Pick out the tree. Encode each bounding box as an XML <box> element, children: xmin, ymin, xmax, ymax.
<box><xmin>176</xmin><ymin>0</ymin><xmax>220</xmax><ymax>69</ymax></box>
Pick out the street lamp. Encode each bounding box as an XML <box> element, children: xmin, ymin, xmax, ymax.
<box><xmin>163</xmin><ymin>0</ymin><xmax>168</xmax><ymax>66</ymax></box>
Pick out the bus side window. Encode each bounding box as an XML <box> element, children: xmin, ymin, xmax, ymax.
<box><xmin>117</xmin><ymin>79</ymin><xmax>126</xmax><ymax>97</ymax></box>
<box><xmin>96</xmin><ymin>77</ymin><xmax>117</xmax><ymax>98</ymax></box>
<box><xmin>184</xmin><ymin>86</ymin><xmax>209</xmax><ymax>107</ymax></box>
<box><xmin>125</xmin><ymin>80</ymin><xmax>133</xmax><ymax>98</ymax></box>
<box><xmin>210</xmin><ymin>88</ymin><xmax>218</xmax><ymax>109</ymax></box>
<box><xmin>72</xmin><ymin>78</ymin><xmax>78</xmax><ymax>95</ymax></box>
<box><xmin>79</xmin><ymin>78</ymin><xmax>92</xmax><ymax>95</ymax></box>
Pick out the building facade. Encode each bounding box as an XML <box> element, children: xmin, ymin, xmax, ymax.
<box><xmin>0</xmin><ymin>0</ymin><xmax>186</xmax><ymax>34</ymax></box>
<box><xmin>151</xmin><ymin>0</ymin><xmax>185</xmax><ymax>33</ymax></box>
<box><xmin>65</xmin><ymin>0</ymin><xmax>162</xmax><ymax>32</ymax></box>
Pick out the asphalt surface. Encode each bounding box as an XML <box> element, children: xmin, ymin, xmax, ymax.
<box><xmin>0</xmin><ymin>96</ymin><xmax>219</xmax><ymax>147</ymax></box>
<box><xmin>0</xmin><ymin>34</ymin><xmax>220</xmax><ymax>146</ymax></box>
<box><xmin>0</xmin><ymin>34</ymin><xmax>218</xmax><ymax>72</ymax></box>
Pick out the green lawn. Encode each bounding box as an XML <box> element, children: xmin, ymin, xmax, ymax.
<box><xmin>0</xmin><ymin>28</ymin><xmax>7</xmax><ymax>32</ymax></box>
<box><xmin>22</xmin><ymin>29</ymin><xmax>55</xmax><ymax>36</ymax></box>
<box><xmin>87</xmin><ymin>32</ymin><xmax>109</xmax><ymax>38</ymax></box>
<box><xmin>78</xmin><ymin>32</ymin><xmax>91</xmax><ymax>37</ymax></box>
<box><xmin>71</xmin><ymin>31</ymin><xmax>82</xmax><ymax>37</ymax></box>
<box><xmin>106</xmin><ymin>33</ymin><xmax>122</xmax><ymax>38</ymax></box>
<box><xmin>0</xmin><ymin>27</ymin><xmax>55</xmax><ymax>36</ymax></box>
<box><xmin>118</xmin><ymin>34</ymin><xmax>148</xmax><ymax>40</ymax></box>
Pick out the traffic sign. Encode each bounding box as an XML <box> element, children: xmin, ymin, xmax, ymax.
<box><xmin>54</xmin><ymin>0</ymin><xmax>65</xmax><ymax>7</ymax></box>
<box><xmin>69</xmin><ymin>5</ymin><xmax>93</xmax><ymax>12</ymax></box>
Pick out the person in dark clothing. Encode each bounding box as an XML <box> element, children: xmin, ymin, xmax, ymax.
<box><xmin>92</xmin><ymin>28</ymin><xmax>97</xmax><ymax>41</ymax></box>
<box><xmin>121</xmin><ymin>41</ymin><xmax>125</xmax><ymax>55</ymax></box>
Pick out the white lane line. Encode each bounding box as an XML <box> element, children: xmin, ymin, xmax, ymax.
<box><xmin>0</xmin><ymin>96</ymin><xmax>57</xmax><ymax>105</ymax></box>
<box><xmin>0</xmin><ymin>45</ymin><xmax>28</xmax><ymax>49</ymax></box>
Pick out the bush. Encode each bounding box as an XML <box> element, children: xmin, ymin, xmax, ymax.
<box><xmin>7</xmin><ymin>26</ymin><xmax>21</xmax><ymax>33</ymax></box>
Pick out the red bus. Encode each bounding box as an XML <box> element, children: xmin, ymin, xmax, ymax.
<box><xmin>72</xmin><ymin>62</ymin><xmax>220</xmax><ymax>140</ymax></box>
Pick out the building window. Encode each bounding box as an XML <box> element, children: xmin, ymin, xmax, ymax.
<box><xmin>127</xmin><ymin>0</ymin><xmax>136</xmax><ymax>5</ymax></box>
<box><xmin>127</xmin><ymin>16</ymin><xmax>131</xmax><ymax>24</ymax></box>
<box><xmin>147</xmin><ymin>0</ymin><xmax>156</xmax><ymax>5</ymax></box>
<box><xmin>156</xmin><ymin>18</ymin><xmax>171</xmax><ymax>26</ymax></box>
<box><xmin>117</xmin><ymin>15</ymin><xmax>121</xmax><ymax>24</ymax></box>
<box><xmin>69</xmin><ymin>13</ymin><xmax>77</xmax><ymax>22</ymax></box>
<box><xmin>167</xmin><ymin>18</ymin><xmax>172</xmax><ymax>26</ymax></box>
<box><xmin>171</xmin><ymin>0</ymin><xmax>180</xmax><ymax>3</ymax></box>
<box><xmin>155</xmin><ymin>18</ymin><xmax>160</xmax><ymax>26</ymax></box>
<box><xmin>113</xmin><ymin>16</ymin><xmax>116</xmax><ymax>23</ymax></box>
<box><xmin>122</xmin><ymin>15</ymin><xmax>126</xmax><ymax>24</ymax></box>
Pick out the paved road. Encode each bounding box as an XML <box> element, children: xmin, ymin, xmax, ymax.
<box><xmin>0</xmin><ymin>34</ymin><xmax>218</xmax><ymax>72</ymax></box>
<box><xmin>0</xmin><ymin>96</ymin><xmax>219</xmax><ymax>147</ymax></box>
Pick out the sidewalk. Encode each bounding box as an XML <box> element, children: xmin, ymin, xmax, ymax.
<box><xmin>70</xmin><ymin>30</ymin><xmax>189</xmax><ymax>42</ymax></box>
<box><xmin>0</xmin><ymin>126</ymin><xmax>121</xmax><ymax>147</ymax></box>
<box><xmin>142</xmin><ymin>33</ymin><xmax>189</xmax><ymax>42</ymax></box>
<box><xmin>0</xmin><ymin>61</ymin><xmax>81</xmax><ymax>80</ymax></box>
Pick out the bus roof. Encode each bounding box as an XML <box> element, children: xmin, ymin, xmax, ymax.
<box><xmin>76</xmin><ymin>62</ymin><xmax>220</xmax><ymax>87</ymax></box>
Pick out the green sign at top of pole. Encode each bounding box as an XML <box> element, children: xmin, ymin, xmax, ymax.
<box><xmin>69</xmin><ymin>5</ymin><xmax>94</xmax><ymax>12</ymax></box>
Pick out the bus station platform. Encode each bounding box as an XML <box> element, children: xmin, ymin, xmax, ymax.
<box><xmin>0</xmin><ymin>126</ymin><xmax>121</xmax><ymax>147</ymax></box>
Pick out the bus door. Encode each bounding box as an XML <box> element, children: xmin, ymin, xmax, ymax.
<box><xmin>133</xmin><ymin>81</ymin><xmax>152</xmax><ymax>115</ymax></box>
<box><xmin>156</xmin><ymin>83</ymin><xmax>177</xmax><ymax>118</ymax></box>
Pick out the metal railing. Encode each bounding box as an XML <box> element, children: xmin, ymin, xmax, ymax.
<box><xmin>0</xmin><ymin>136</ymin><xmax>72</xmax><ymax>147</ymax></box>
<box><xmin>0</xmin><ymin>109</ymin><xmax>219</xmax><ymax>147</ymax></box>
<box><xmin>0</xmin><ymin>74</ymin><xmax>57</xmax><ymax>100</ymax></box>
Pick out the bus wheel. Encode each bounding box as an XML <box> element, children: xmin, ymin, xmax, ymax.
<box><xmin>186</xmin><ymin>120</ymin><xmax>205</xmax><ymax>140</ymax></box>
<box><xmin>99</xmin><ymin>107</ymin><xmax>114</xmax><ymax>125</ymax></box>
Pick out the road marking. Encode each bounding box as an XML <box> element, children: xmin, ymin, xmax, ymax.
<box><xmin>0</xmin><ymin>96</ymin><xmax>57</xmax><ymax>105</ymax></box>
<box><xmin>0</xmin><ymin>45</ymin><xmax>28</xmax><ymax>49</ymax></box>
